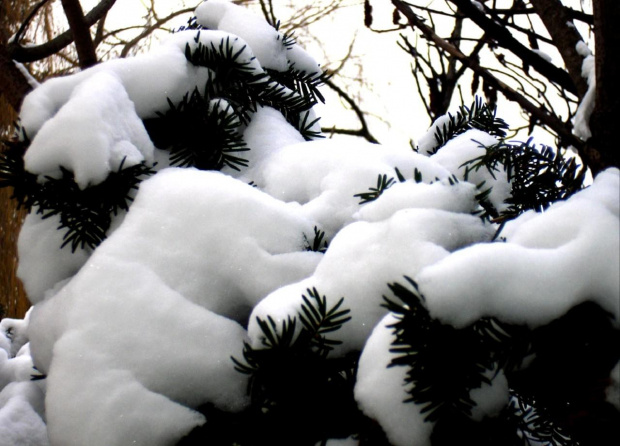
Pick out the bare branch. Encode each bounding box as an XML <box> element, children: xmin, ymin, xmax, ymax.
<box><xmin>446</xmin><ymin>0</ymin><xmax>577</xmax><ymax>95</ymax></box>
<box><xmin>119</xmin><ymin>7</ymin><xmax>194</xmax><ymax>58</ymax></box>
<box><xmin>8</xmin><ymin>0</ymin><xmax>116</xmax><ymax>63</ymax></box>
<box><xmin>323</xmin><ymin>78</ymin><xmax>379</xmax><ymax>144</ymax></box>
<box><xmin>392</xmin><ymin>0</ymin><xmax>582</xmax><ymax>151</ymax></box>
<box><xmin>530</xmin><ymin>0</ymin><xmax>589</xmax><ymax>98</ymax></box>
<box><xmin>60</xmin><ymin>0</ymin><xmax>98</xmax><ymax>68</ymax></box>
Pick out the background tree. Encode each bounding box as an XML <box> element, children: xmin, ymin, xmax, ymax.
<box><xmin>364</xmin><ymin>0</ymin><xmax>617</xmax><ymax>175</ymax></box>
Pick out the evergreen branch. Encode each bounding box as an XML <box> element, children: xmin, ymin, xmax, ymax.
<box><xmin>354</xmin><ymin>174</ymin><xmax>396</xmax><ymax>204</ymax></box>
<box><xmin>185</xmin><ymin>35</ymin><xmax>257</xmax><ymax>77</ymax></box>
<box><xmin>303</xmin><ymin>226</ymin><xmax>329</xmax><ymax>253</ymax></box>
<box><xmin>0</xmin><ymin>134</ymin><xmax>37</xmax><ymax>209</ymax></box>
<box><xmin>151</xmin><ymin>90</ymin><xmax>249</xmax><ymax>171</ymax></box>
<box><xmin>229</xmin><ymin>289</ymin><xmax>357</xmax><ymax>443</ymax></box>
<box><xmin>462</xmin><ymin>137</ymin><xmax>586</xmax><ymax>220</ymax></box>
<box><xmin>1</xmin><ymin>136</ymin><xmax>154</xmax><ymax>252</ymax></box>
<box><xmin>293</xmin><ymin>110</ymin><xmax>323</xmax><ymax>141</ymax></box>
<box><xmin>38</xmin><ymin>161</ymin><xmax>154</xmax><ymax>252</ymax></box>
<box><xmin>383</xmin><ymin>277</ymin><xmax>528</xmax><ymax>423</ymax></box>
<box><xmin>428</xmin><ymin>96</ymin><xmax>508</xmax><ymax>154</ymax></box>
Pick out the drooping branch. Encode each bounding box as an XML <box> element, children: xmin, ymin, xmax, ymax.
<box><xmin>8</xmin><ymin>0</ymin><xmax>116</xmax><ymax>63</ymax></box>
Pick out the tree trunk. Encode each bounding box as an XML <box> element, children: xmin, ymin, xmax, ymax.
<box><xmin>588</xmin><ymin>0</ymin><xmax>620</xmax><ymax>175</ymax></box>
<box><xmin>0</xmin><ymin>187</ymin><xmax>27</xmax><ymax>319</ymax></box>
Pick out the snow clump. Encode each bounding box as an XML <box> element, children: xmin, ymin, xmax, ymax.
<box><xmin>0</xmin><ymin>1</ymin><xmax>618</xmax><ymax>445</ymax></box>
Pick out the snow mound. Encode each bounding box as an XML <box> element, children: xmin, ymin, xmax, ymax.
<box><xmin>355</xmin><ymin>313</ymin><xmax>434</xmax><ymax>446</ymax></box>
<box><xmin>23</xmin><ymin>71</ymin><xmax>154</xmax><ymax>189</ymax></box>
<box><xmin>26</xmin><ymin>169</ymin><xmax>326</xmax><ymax>445</ymax></box>
<box><xmin>416</xmin><ymin>168</ymin><xmax>620</xmax><ymax>328</ymax></box>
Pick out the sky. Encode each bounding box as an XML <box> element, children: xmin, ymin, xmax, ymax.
<box><xmin>76</xmin><ymin>0</ymin><xmax>594</xmax><ymax>150</ymax></box>
<box><xmin>75</xmin><ymin>0</ymin><xmax>431</xmax><ymax>147</ymax></box>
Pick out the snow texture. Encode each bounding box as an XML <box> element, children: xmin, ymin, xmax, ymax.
<box><xmin>416</xmin><ymin>168</ymin><xmax>620</xmax><ymax>328</ymax></box>
<box><xmin>17</xmin><ymin>211</ymin><xmax>91</xmax><ymax>304</ymax></box>
<box><xmin>26</xmin><ymin>169</ymin><xmax>328</xmax><ymax>445</ymax></box>
<box><xmin>355</xmin><ymin>313</ymin><xmax>434</xmax><ymax>446</ymax></box>
<box><xmin>607</xmin><ymin>361</ymin><xmax>620</xmax><ymax>411</ymax></box>
<box><xmin>195</xmin><ymin>0</ymin><xmax>321</xmax><ymax>75</ymax></box>
<box><xmin>5</xmin><ymin>1</ymin><xmax>619</xmax><ymax>445</ymax></box>
<box><xmin>0</xmin><ymin>382</ymin><xmax>49</xmax><ymax>446</ymax></box>
<box><xmin>23</xmin><ymin>71</ymin><xmax>155</xmax><ymax>189</ymax></box>
<box><xmin>573</xmin><ymin>40</ymin><xmax>595</xmax><ymax>140</ymax></box>
<box><xmin>430</xmin><ymin>129</ymin><xmax>510</xmax><ymax>212</ymax></box>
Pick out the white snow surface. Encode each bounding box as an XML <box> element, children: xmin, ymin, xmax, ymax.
<box><xmin>416</xmin><ymin>168</ymin><xmax>620</xmax><ymax>328</ymax></box>
<box><xmin>355</xmin><ymin>313</ymin><xmax>434</xmax><ymax>446</ymax></box>
<box><xmin>5</xmin><ymin>2</ymin><xmax>619</xmax><ymax>445</ymax></box>
<box><xmin>196</xmin><ymin>0</ymin><xmax>289</xmax><ymax>71</ymax></box>
<box><xmin>0</xmin><ymin>311</ymin><xmax>48</xmax><ymax>446</ymax></box>
<box><xmin>195</xmin><ymin>0</ymin><xmax>321</xmax><ymax>74</ymax></box>
<box><xmin>249</xmin><ymin>207</ymin><xmax>494</xmax><ymax>354</ymax></box>
<box><xmin>607</xmin><ymin>361</ymin><xmax>620</xmax><ymax>411</ymax></box>
<box><xmin>26</xmin><ymin>169</ymin><xmax>329</xmax><ymax>445</ymax></box>
<box><xmin>573</xmin><ymin>41</ymin><xmax>596</xmax><ymax>141</ymax></box>
<box><xmin>0</xmin><ymin>382</ymin><xmax>48</xmax><ymax>446</ymax></box>
<box><xmin>23</xmin><ymin>71</ymin><xmax>155</xmax><ymax>189</ymax></box>
<box><xmin>430</xmin><ymin>129</ymin><xmax>511</xmax><ymax>212</ymax></box>
<box><xmin>469</xmin><ymin>369</ymin><xmax>510</xmax><ymax>421</ymax></box>
<box><xmin>17</xmin><ymin>211</ymin><xmax>91</xmax><ymax>304</ymax></box>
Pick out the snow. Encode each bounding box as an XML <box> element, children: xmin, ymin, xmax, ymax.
<box><xmin>429</xmin><ymin>129</ymin><xmax>511</xmax><ymax>212</ymax></box>
<box><xmin>417</xmin><ymin>113</ymin><xmax>452</xmax><ymax>155</ymax></box>
<box><xmin>573</xmin><ymin>40</ymin><xmax>596</xmax><ymax>140</ymax></box>
<box><xmin>416</xmin><ymin>168</ymin><xmax>620</xmax><ymax>328</ymax></box>
<box><xmin>355</xmin><ymin>313</ymin><xmax>434</xmax><ymax>446</ymax></box>
<box><xmin>19</xmin><ymin>35</ymin><xmax>213</xmax><ymax>136</ymax></box>
<box><xmin>196</xmin><ymin>0</ymin><xmax>288</xmax><ymax>71</ymax></box>
<box><xmin>0</xmin><ymin>311</ymin><xmax>48</xmax><ymax>446</ymax></box>
<box><xmin>24</xmin><ymin>168</ymin><xmax>331</xmax><ymax>445</ymax></box>
<box><xmin>0</xmin><ymin>383</ymin><xmax>49</xmax><ymax>446</ymax></box>
<box><xmin>195</xmin><ymin>0</ymin><xmax>321</xmax><ymax>74</ymax></box>
<box><xmin>23</xmin><ymin>71</ymin><xmax>155</xmax><ymax>189</ymax></box>
<box><xmin>468</xmin><ymin>369</ymin><xmax>509</xmax><ymax>421</ymax></box>
<box><xmin>3</xmin><ymin>0</ymin><xmax>619</xmax><ymax>444</ymax></box>
<box><xmin>607</xmin><ymin>361</ymin><xmax>620</xmax><ymax>411</ymax></box>
<box><xmin>319</xmin><ymin>437</ymin><xmax>359</xmax><ymax>446</ymax></box>
<box><xmin>238</xmin><ymin>138</ymin><xmax>451</xmax><ymax>236</ymax></box>
<box><xmin>248</xmin><ymin>206</ymin><xmax>493</xmax><ymax>354</ymax></box>
<box><xmin>353</xmin><ymin>180</ymin><xmax>479</xmax><ymax>222</ymax></box>
<box><xmin>531</xmin><ymin>49</ymin><xmax>553</xmax><ymax>63</ymax></box>
<box><xmin>471</xmin><ymin>1</ymin><xmax>485</xmax><ymax>13</ymax></box>
<box><xmin>17</xmin><ymin>212</ymin><xmax>91</xmax><ymax>304</ymax></box>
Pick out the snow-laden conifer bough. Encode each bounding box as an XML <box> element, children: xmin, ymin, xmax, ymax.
<box><xmin>0</xmin><ymin>1</ymin><xmax>618</xmax><ymax>445</ymax></box>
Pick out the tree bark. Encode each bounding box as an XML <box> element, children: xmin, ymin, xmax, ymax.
<box><xmin>587</xmin><ymin>0</ymin><xmax>620</xmax><ymax>175</ymax></box>
<box><xmin>8</xmin><ymin>0</ymin><xmax>116</xmax><ymax>64</ymax></box>
<box><xmin>0</xmin><ymin>187</ymin><xmax>27</xmax><ymax>320</ymax></box>
<box><xmin>61</xmin><ymin>0</ymin><xmax>98</xmax><ymax>68</ymax></box>
<box><xmin>0</xmin><ymin>44</ymin><xmax>33</xmax><ymax>113</ymax></box>
<box><xmin>447</xmin><ymin>0</ymin><xmax>577</xmax><ymax>95</ymax></box>
<box><xmin>530</xmin><ymin>0</ymin><xmax>589</xmax><ymax>99</ymax></box>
